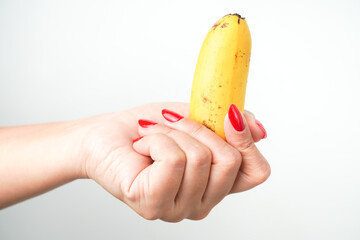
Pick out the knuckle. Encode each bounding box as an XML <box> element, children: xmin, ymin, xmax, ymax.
<box><xmin>167</xmin><ymin>150</ymin><xmax>186</xmax><ymax>169</ymax></box>
<box><xmin>141</xmin><ymin>211</ymin><xmax>160</xmax><ymax>221</ymax></box>
<box><xmin>142</xmin><ymin>197</ymin><xmax>171</xmax><ymax>221</ymax></box>
<box><xmin>249</xmin><ymin>161</ymin><xmax>271</xmax><ymax>185</ymax></box>
<box><xmin>188</xmin><ymin>209</ymin><xmax>211</xmax><ymax>221</ymax></box>
<box><xmin>188</xmin><ymin>146</ymin><xmax>212</xmax><ymax>168</ymax></box>
<box><xmin>228</xmin><ymin>147</ymin><xmax>242</xmax><ymax>162</ymax></box>
<box><xmin>221</xmin><ymin>146</ymin><xmax>242</xmax><ymax>169</ymax></box>
<box><xmin>162</xmin><ymin>214</ymin><xmax>186</xmax><ymax>223</ymax></box>
<box><xmin>161</xmin><ymin>205</ymin><xmax>187</xmax><ymax>222</ymax></box>
<box><xmin>141</xmin><ymin>205</ymin><xmax>161</xmax><ymax>221</ymax></box>
<box><xmin>123</xmin><ymin>190</ymin><xmax>137</xmax><ymax>203</ymax></box>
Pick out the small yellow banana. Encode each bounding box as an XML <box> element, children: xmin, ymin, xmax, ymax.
<box><xmin>189</xmin><ymin>14</ymin><xmax>252</xmax><ymax>139</ymax></box>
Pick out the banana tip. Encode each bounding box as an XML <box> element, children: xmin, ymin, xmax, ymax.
<box><xmin>225</xmin><ymin>13</ymin><xmax>245</xmax><ymax>21</ymax></box>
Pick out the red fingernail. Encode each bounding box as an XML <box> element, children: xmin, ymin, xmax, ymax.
<box><xmin>228</xmin><ymin>104</ymin><xmax>245</xmax><ymax>132</ymax></box>
<box><xmin>255</xmin><ymin>120</ymin><xmax>267</xmax><ymax>139</ymax></box>
<box><xmin>133</xmin><ymin>136</ymin><xmax>143</xmax><ymax>143</ymax></box>
<box><xmin>161</xmin><ymin>109</ymin><xmax>184</xmax><ymax>122</ymax></box>
<box><xmin>138</xmin><ymin>119</ymin><xmax>157</xmax><ymax>128</ymax></box>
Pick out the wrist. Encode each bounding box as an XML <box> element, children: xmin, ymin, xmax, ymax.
<box><xmin>56</xmin><ymin>120</ymin><xmax>90</xmax><ymax>180</ymax></box>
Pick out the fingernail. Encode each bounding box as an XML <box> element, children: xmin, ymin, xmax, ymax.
<box><xmin>138</xmin><ymin>119</ymin><xmax>157</xmax><ymax>128</ymax></box>
<box><xmin>161</xmin><ymin>109</ymin><xmax>184</xmax><ymax>122</ymax></box>
<box><xmin>133</xmin><ymin>136</ymin><xmax>143</xmax><ymax>143</ymax></box>
<box><xmin>255</xmin><ymin>120</ymin><xmax>267</xmax><ymax>139</ymax></box>
<box><xmin>228</xmin><ymin>104</ymin><xmax>245</xmax><ymax>132</ymax></box>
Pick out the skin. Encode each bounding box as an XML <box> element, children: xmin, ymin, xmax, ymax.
<box><xmin>0</xmin><ymin>102</ymin><xmax>270</xmax><ymax>222</ymax></box>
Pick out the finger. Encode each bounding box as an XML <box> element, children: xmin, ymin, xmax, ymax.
<box><xmin>224</xmin><ymin>104</ymin><xmax>271</xmax><ymax>192</ymax></box>
<box><xmin>132</xmin><ymin>134</ymin><xmax>186</xmax><ymax>213</ymax></box>
<box><xmin>137</xmin><ymin>120</ymin><xmax>212</xmax><ymax>214</ymax></box>
<box><xmin>244</xmin><ymin>110</ymin><xmax>267</xmax><ymax>142</ymax></box>
<box><xmin>159</xmin><ymin>109</ymin><xmax>241</xmax><ymax>207</ymax></box>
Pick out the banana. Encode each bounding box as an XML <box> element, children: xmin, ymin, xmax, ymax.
<box><xmin>189</xmin><ymin>14</ymin><xmax>252</xmax><ymax>139</ymax></box>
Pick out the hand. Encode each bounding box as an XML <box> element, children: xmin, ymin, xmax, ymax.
<box><xmin>78</xmin><ymin>102</ymin><xmax>270</xmax><ymax>222</ymax></box>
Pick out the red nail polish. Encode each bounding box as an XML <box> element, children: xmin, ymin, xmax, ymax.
<box><xmin>161</xmin><ymin>109</ymin><xmax>184</xmax><ymax>122</ymax></box>
<box><xmin>228</xmin><ymin>104</ymin><xmax>245</xmax><ymax>132</ymax></box>
<box><xmin>255</xmin><ymin>120</ymin><xmax>267</xmax><ymax>139</ymax></box>
<box><xmin>133</xmin><ymin>136</ymin><xmax>143</xmax><ymax>143</ymax></box>
<box><xmin>138</xmin><ymin>119</ymin><xmax>157</xmax><ymax>128</ymax></box>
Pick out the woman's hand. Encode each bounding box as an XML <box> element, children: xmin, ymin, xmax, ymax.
<box><xmin>0</xmin><ymin>102</ymin><xmax>269</xmax><ymax>219</ymax></box>
<box><xmin>79</xmin><ymin>102</ymin><xmax>270</xmax><ymax>222</ymax></box>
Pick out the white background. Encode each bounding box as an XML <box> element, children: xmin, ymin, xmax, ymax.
<box><xmin>1</xmin><ymin>0</ymin><xmax>360</xmax><ymax>239</ymax></box>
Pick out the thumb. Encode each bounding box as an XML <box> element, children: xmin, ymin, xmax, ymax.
<box><xmin>224</xmin><ymin>104</ymin><xmax>271</xmax><ymax>192</ymax></box>
<box><xmin>224</xmin><ymin>104</ymin><xmax>257</xmax><ymax>154</ymax></box>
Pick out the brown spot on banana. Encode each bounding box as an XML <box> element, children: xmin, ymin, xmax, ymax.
<box><xmin>202</xmin><ymin>97</ymin><xmax>212</xmax><ymax>103</ymax></box>
<box><xmin>202</xmin><ymin>120</ymin><xmax>214</xmax><ymax>131</ymax></box>
<box><xmin>220</xmin><ymin>22</ymin><xmax>229</xmax><ymax>28</ymax></box>
<box><xmin>212</xmin><ymin>23</ymin><xmax>220</xmax><ymax>30</ymax></box>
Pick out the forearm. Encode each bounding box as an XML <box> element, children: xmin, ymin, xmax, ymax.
<box><xmin>0</xmin><ymin>121</ymin><xmax>85</xmax><ymax>209</ymax></box>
